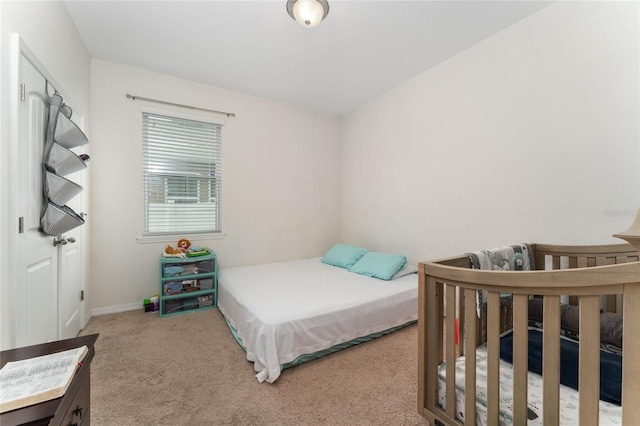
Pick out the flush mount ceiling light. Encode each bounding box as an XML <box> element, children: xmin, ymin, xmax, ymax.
<box><xmin>286</xmin><ymin>0</ymin><xmax>329</xmax><ymax>28</ymax></box>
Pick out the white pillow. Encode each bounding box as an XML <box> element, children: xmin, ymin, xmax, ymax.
<box><xmin>391</xmin><ymin>264</ymin><xmax>418</xmax><ymax>280</ymax></box>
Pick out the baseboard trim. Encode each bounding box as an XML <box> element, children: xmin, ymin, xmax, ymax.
<box><xmin>91</xmin><ymin>303</ymin><xmax>141</xmax><ymax>317</ymax></box>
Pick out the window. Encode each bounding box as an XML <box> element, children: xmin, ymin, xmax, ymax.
<box><xmin>142</xmin><ymin>111</ymin><xmax>222</xmax><ymax>236</ymax></box>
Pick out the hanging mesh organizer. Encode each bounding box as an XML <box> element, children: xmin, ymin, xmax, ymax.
<box><xmin>40</xmin><ymin>93</ymin><xmax>88</xmax><ymax>236</ymax></box>
<box><xmin>41</xmin><ymin>202</ymin><xmax>85</xmax><ymax>236</ymax></box>
<box><xmin>45</xmin><ymin>170</ymin><xmax>83</xmax><ymax>205</ymax></box>
<box><xmin>46</xmin><ymin>142</ymin><xmax>87</xmax><ymax>176</ymax></box>
<box><xmin>54</xmin><ymin>108</ymin><xmax>88</xmax><ymax>149</ymax></box>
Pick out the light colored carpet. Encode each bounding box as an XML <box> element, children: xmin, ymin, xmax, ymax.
<box><xmin>79</xmin><ymin>308</ymin><xmax>429</xmax><ymax>426</ymax></box>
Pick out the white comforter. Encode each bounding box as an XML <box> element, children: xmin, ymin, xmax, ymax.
<box><xmin>218</xmin><ymin>258</ymin><xmax>418</xmax><ymax>383</ymax></box>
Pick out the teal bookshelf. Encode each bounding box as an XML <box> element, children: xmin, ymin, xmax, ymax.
<box><xmin>159</xmin><ymin>252</ymin><xmax>217</xmax><ymax>317</ymax></box>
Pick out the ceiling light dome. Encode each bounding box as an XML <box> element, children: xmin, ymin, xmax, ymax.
<box><xmin>287</xmin><ymin>0</ymin><xmax>329</xmax><ymax>28</ymax></box>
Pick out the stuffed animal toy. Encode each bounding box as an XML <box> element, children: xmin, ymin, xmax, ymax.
<box><xmin>177</xmin><ymin>238</ymin><xmax>191</xmax><ymax>252</ymax></box>
<box><xmin>164</xmin><ymin>244</ymin><xmax>186</xmax><ymax>258</ymax></box>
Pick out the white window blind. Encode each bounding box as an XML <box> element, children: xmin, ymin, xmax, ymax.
<box><xmin>142</xmin><ymin>112</ymin><xmax>222</xmax><ymax>236</ymax></box>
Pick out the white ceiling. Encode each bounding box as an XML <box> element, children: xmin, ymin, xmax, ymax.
<box><xmin>64</xmin><ymin>0</ymin><xmax>552</xmax><ymax>116</ymax></box>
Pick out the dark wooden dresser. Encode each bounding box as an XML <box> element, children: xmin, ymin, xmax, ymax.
<box><xmin>1</xmin><ymin>334</ymin><xmax>99</xmax><ymax>426</ymax></box>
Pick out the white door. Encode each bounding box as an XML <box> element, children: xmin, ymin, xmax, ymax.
<box><xmin>58</xmin><ymin>233</ymin><xmax>83</xmax><ymax>340</ymax></box>
<box><xmin>58</xmin><ymin>161</ymin><xmax>85</xmax><ymax>340</ymax></box>
<box><xmin>15</xmin><ymin>54</ymin><xmax>58</xmax><ymax>346</ymax></box>
<box><xmin>15</xmin><ymin>53</ymin><xmax>85</xmax><ymax>345</ymax></box>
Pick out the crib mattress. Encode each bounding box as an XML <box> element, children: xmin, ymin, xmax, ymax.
<box><xmin>437</xmin><ymin>344</ymin><xmax>622</xmax><ymax>425</ymax></box>
<box><xmin>218</xmin><ymin>257</ymin><xmax>418</xmax><ymax>383</ymax></box>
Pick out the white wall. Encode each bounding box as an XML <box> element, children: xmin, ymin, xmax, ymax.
<box><xmin>341</xmin><ymin>1</ymin><xmax>640</xmax><ymax>265</ymax></box>
<box><xmin>0</xmin><ymin>1</ymin><xmax>91</xmax><ymax>348</ymax></box>
<box><xmin>4</xmin><ymin>1</ymin><xmax>638</xmax><ymax>320</ymax></box>
<box><xmin>89</xmin><ymin>60</ymin><xmax>341</xmax><ymax>314</ymax></box>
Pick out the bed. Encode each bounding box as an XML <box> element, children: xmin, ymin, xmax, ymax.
<box><xmin>418</xmin><ymin>241</ymin><xmax>640</xmax><ymax>425</ymax></box>
<box><xmin>218</xmin><ymin>245</ymin><xmax>419</xmax><ymax>383</ymax></box>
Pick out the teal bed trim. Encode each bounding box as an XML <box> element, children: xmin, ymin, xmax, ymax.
<box><xmin>224</xmin><ymin>317</ymin><xmax>416</xmax><ymax>370</ymax></box>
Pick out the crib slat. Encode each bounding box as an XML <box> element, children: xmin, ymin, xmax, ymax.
<box><xmin>438</xmin><ymin>282</ymin><xmax>444</xmax><ymax>365</ymax></box>
<box><xmin>543</xmin><ymin>296</ymin><xmax>561</xmax><ymax>424</ymax></box>
<box><xmin>422</xmin><ymin>275</ymin><xmax>438</xmax><ymax>416</ymax></box>
<box><xmin>569</xmin><ymin>256</ymin><xmax>578</xmax><ymax>269</ymax></box>
<box><xmin>579</xmin><ymin>295</ymin><xmax>600</xmax><ymax>425</ymax></box>
<box><xmin>464</xmin><ymin>289</ymin><xmax>477</xmax><ymax>425</ymax></box>
<box><xmin>512</xmin><ymin>294</ymin><xmax>529</xmax><ymax>425</ymax></box>
<box><xmin>577</xmin><ymin>256</ymin><xmax>588</xmax><ymax>268</ymax></box>
<box><xmin>458</xmin><ymin>287</ymin><xmax>466</xmax><ymax>357</ymax></box>
<box><xmin>622</xmin><ymin>283</ymin><xmax>640</xmax><ymax>423</ymax></box>
<box><xmin>486</xmin><ymin>292</ymin><xmax>500</xmax><ymax>426</ymax></box>
<box><xmin>445</xmin><ymin>284</ymin><xmax>457</xmax><ymax>420</ymax></box>
<box><xmin>418</xmin><ymin>268</ymin><xmax>427</xmax><ymax>415</ymax></box>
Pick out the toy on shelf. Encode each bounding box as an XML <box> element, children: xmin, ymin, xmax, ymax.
<box><xmin>162</xmin><ymin>238</ymin><xmax>211</xmax><ymax>258</ymax></box>
<box><xmin>177</xmin><ymin>238</ymin><xmax>191</xmax><ymax>252</ymax></box>
<box><xmin>163</xmin><ymin>244</ymin><xmax>186</xmax><ymax>258</ymax></box>
<box><xmin>187</xmin><ymin>246</ymin><xmax>210</xmax><ymax>257</ymax></box>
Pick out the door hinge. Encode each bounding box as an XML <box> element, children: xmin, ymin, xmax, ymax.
<box><xmin>80</xmin><ymin>290</ymin><xmax>85</xmax><ymax>301</ymax></box>
<box><xmin>20</xmin><ymin>84</ymin><xmax>25</xmax><ymax>101</ymax></box>
<box><xmin>18</xmin><ymin>217</ymin><xmax>24</xmax><ymax>233</ymax></box>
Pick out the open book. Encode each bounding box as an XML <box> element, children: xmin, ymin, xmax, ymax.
<box><xmin>0</xmin><ymin>345</ymin><xmax>88</xmax><ymax>413</ymax></box>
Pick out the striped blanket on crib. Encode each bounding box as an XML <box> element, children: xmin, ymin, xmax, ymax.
<box><xmin>466</xmin><ymin>243</ymin><xmax>535</xmax><ymax>317</ymax></box>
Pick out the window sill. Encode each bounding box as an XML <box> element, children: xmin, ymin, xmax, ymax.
<box><xmin>137</xmin><ymin>233</ymin><xmax>226</xmax><ymax>244</ymax></box>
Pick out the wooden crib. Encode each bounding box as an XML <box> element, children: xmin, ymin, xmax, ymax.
<box><xmin>418</xmin><ymin>243</ymin><xmax>640</xmax><ymax>425</ymax></box>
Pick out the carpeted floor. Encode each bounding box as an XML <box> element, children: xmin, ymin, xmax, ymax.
<box><xmin>79</xmin><ymin>308</ymin><xmax>429</xmax><ymax>426</ymax></box>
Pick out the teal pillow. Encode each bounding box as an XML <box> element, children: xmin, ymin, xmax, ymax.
<box><xmin>321</xmin><ymin>244</ymin><xmax>369</xmax><ymax>269</ymax></box>
<box><xmin>348</xmin><ymin>252</ymin><xmax>407</xmax><ymax>281</ymax></box>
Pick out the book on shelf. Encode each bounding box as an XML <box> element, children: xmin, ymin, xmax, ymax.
<box><xmin>0</xmin><ymin>345</ymin><xmax>88</xmax><ymax>413</ymax></box>
<box><xmin>186</xmin><ymin>246</ymin><xmax>210</xmax><ymax>257</ymax></box>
